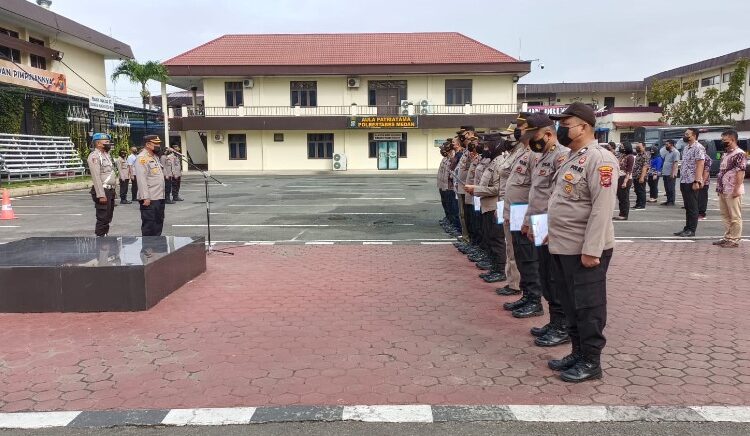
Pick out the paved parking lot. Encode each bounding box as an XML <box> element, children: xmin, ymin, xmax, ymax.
<box><xmin>3</xmin><ymin>175</ymin><xmax>749</xmax><ymax>244</ymax></box>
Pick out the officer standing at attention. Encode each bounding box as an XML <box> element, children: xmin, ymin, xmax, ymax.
<box><xmin>87</xmin><ymin>133</ymin><xmax>116</xmax><ymax>237</ymax></box>
<box><xmin>135</xmin><ymin>135</ymin><xmax>167</xmax><ymax>236</ymax></box>
<box><xmin>546</xmin><ymin>102</ymin><xmax>619</xmax><ymax>382</ymax></box>
<box><xmin>127</xmin><ymin>146</ymin><xmax>139</xmax><ymax>202</ymax></box>
<box><xmin>437</xmin><ymin>143</ymin><xmax>452</xmax><ymax>230</ymax></box>
<box><xmin>495</xmin><ymin>122</ymin><xmax>523</xmax><ymax>297</ymax></box>
<box><xmin>502</xmin><ymin>116</ymin><xmax>544</xmax><ymax>319</ymax></box>
<box><xmin>114</xmin><ymin>149</ymin><xmax>132</xmax><ymax>204</ymax></box>
<box><xmin>169</xmin><ymin>145</ymin><xmax>185</xmax><ymax>201</ymax></box>
<box><xmin>161</xmin><ymin>149</ymin><xmax>175</xmax><ymax>205</ymax></box>
<box><xmin>521</xmin><ymin>113</ymin><xmax>570</xmax><ymax>347</ymax></box>
<box><xmin>454</xmin><ymin>133</ymin><xmax>472</xmax><ymax>246</ymax></box>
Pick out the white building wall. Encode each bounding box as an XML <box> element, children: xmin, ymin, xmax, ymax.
<box><xmin>672</xmin><ymin>66</ymin><xmax>750</xmax><ymax>121</ymax></box>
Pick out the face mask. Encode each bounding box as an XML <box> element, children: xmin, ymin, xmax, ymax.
<box><xmin>529</xmin><ymin>135</ymin><xmax>547</xmax><ymax>153</ymax></box>
<box><xmin>153</xmin><ymin>146</ymin><xmax>162</xmax><ymax>155</ymax></box>
<box><xmin>103</xmin><ymin>144</ymin><xmax>112</xmax><ymax>152</ymax></box>
<box><xmin>557</xmin><ymin>126</ymin><xmax>573</xmax><ymax>146</ymax></box>
<box><xmin>513</xmin><ymin>128</ymin><xmax>522</xmax><ymax>141</ymax></box>
<box><xmin>722</xmin><ymin>141</ymin><xmax>731</xmax><ymax>149</ymax></box>
<box><xmin>682</xmin><ymin>136</ymin><xmax>690</xmax><ymax>143</ymax></box>
<box><xmin>119</xmin><ymin>153</ymin><xmax>126</xmax><ymax>158</ymax></box>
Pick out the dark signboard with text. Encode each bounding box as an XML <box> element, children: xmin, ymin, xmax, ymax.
<box><xmin>348</xmin><ymin>116</ymin><xmax>418</xmax><ymax>129</ymax></box>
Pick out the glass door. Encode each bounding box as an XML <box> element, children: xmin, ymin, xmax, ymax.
<box><xmin>377</xmin><ymin>141</ymin><xmax>399</xmax><ymax>170</ymax></box>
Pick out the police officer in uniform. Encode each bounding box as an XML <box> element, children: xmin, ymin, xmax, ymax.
<box><xmin>161</xmin><ymin>150</ymin><xmax>175</xmax><ymax>205</ymax></box>
<box><xmin>169</xmin><ymin>145</ymin><xmax>184</xmax><ymax>201</ymax></box>
<box><xmin>437</xmin><ymin>143</ymin><xmax>452</xmax><ymax>230</ymax></box>
<box><xmin>521</xmin><ymin>114</ymin><xmax>570</xmax><ymax>347</ymax></box>
<box><xmin>502</xmin><ymin>117</ymin><xmax>545</xmax><ymax>319</ymax></box>
<box><xmin>465</xmin><ymin>134</ymin><xmax>510</xmax><ymax>283</ymax></box>
<box><xmin>127</xmin><ymin>146</ymin><xmax>139</xmax><ymax>202</ymax></box>
<box><xmin>87</xmin><ymin>133</ymin><xmax>116</xmax><ymax>236</ymax></box>
<box><xmin>495</xmin><ymin>122</ymin><xmax>524</xmax><ymax>296</ymax></box>
<box><xmin>114</xmin><ymin>149</ymin><xmax>132</xmax><ymax>204</ymax></box>
<box><xmin>546</xmin><ymin>102</ymin><xmax>619</xmax><ymax>382</ymax></box>
<box><xmin>134</xmin><ymin>135</ymin><xmax>167</xmax><ymax>236</ymax></box>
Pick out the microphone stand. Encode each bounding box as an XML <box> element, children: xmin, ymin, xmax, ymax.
<box><xmin>168</xmin><ymin>150</ymin><xmax>232</xmax><ymax>255</ymax></box>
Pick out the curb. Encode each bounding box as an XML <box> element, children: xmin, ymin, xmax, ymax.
<box><xmin>6</xmin><ymin>181</ymin><xmax>90</xmax><ymax>197</ymax></box>
<box><xmin>2</xmin><ymin>405</ymin><xmax>750</xmax><ymax>429</ymax></box>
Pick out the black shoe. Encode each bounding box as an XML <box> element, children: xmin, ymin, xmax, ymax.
<box><xmin>475</xmin><ymin>262</ymin><xmax>492</xmax><ymax>270</ymax></box>
<box><xmin>483</xmin><ymin>272</ymin><xmax>507</xmax><ymax>283</ymax></box>
<box><xmin>534</xmin><ymin>328</ymin><xmax>571</xmax><ymax>347</ymax></box>
<box><xmin>530</xmin><ymin>323</ymin><xmax>551</xmax><ymax>337</ymax></box>
<box><xmin>673</xmin><ymin>230</ymin><xmax>687</xmax><ymax>236</ymax></box>
<box><xmin>467</xmin><ymin>253</ymin><xmax>486</xmax><ymax>262</ymax></box>
<box><xmin>548</xmin><ymin>353</ymin><xmax>581</xmax><ymax>371</ymax></box>
<box><xmin>120</xmin><ymin>199</ymin><xmax>132</xmax><ymax>205</ymax></box>
<box><xmin>560</xmin><ymin>358</ymin><xmax>602</xmax><ymax>383</ymax></box>
<box><xmin>512</xmin><ymin>302</ymin><xmax>544</xmax><ymax>318</ymax></box>
<box><xmin>503</xmin><ymin>296</ymin><xmax>528</xmax><ymax>311</ymax></box>
<box><xmin>633</xmin><ymin>206</ymin><xmax>645</xmax><ymax>210</ymax></box>
<box><xmin>165</xmin><ymin>200</ymin><xmax>175</xmax><ymax>204</ymax></box>
<box><xmin>660</xmin><ymin>202</ymin><xmax>674</xmax><ymax>206</ymax></box>
<box><xmin>496</xmin><ymin>286</ymin><xmax>521</xmax><ymax>296</ymax></box>
<box><xmin>679</xmin><ymin>230</ymin><xmax>695</xmax><ymax>237</ymax></box>
<box><xmin>174</xmin><ymin>197</ymin><xmax>184</xmax><ymax>201</ymax></box>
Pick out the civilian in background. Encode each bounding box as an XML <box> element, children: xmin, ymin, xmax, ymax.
<box><xmin>647</xmin><ymin>145</ymin><xmax>663</xmax><ymax>203</ymax></box>
<box><xmin>698</xmin><ymin>153</ymin><xmax>713</xmax><ymax>220</ymax></box>
<box><xmin>632</xmin><ymin>142</ymin><xmax>650</xmax><ymax>210</ymax></box>
<box><xmin>660</xmin><ymin>140</ymin><xmax>680</xmax><ymax>206</ymax></box>
<box><xmin>674</xmin><ymin>128</ymin><xmax>706</xmax><ymax>237</ymax></box>
<box><xmin>614</xmin><ymin>142</ymin><xmax>634</xmax><ymax>220</ymax></box>
<box><xmin>714</xmin><ymin>129</ymin><xmax>747</xmax><ymax>248</ymax></box>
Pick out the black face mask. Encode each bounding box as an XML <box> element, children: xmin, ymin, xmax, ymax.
<box><xmin>683</xmin><ymin>136</ymin><xmax>690</xmax><ymax>143</ymax></box>
<box><xmin>557</xmin><ymin>126</ymin><xmax>573</xmax><ymax>147</ymax></box>
<box><xmin>119</xmin><ymin>153</ymin><xmax>126</xmax><ymax>158</ymax></box>
<box><xmin>153</xmin><ymin>146</ymin><xmax>162</xmax><ymax>155</ymax></box>
<box><xmin>722</xmin><ymin>141</ymin><xmax>731</xmax><ymax>149</ymax></box>
<box><xmin>513</xmin><ymin>128</ymin><xmax>522</xmax><ymax>141</ymax></box>
<box><xmin>529</xmin><ymin>135</ymin><xmax>548</xmax><ymax>153</ymax></box>
<box><xmin>480</xmin><ymin>147</ymin><xmax>492</xmax><ymax>159</ymax></box>
<box><xmin>103</xmin><ymin>144</ymin><xmax>112</xmax><ymax>152</ymax></box>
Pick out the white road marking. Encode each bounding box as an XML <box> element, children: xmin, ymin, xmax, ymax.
<box><xmin>290</xmin><ymin>230</ymin><xmax>306</xmax><ymax>241</ymax></box>
<box><xmin>420</xmin><ymin>241</ymin><xmax>454</xmax><ymax>245</ymax></box>
<box><xmin>330</xmin><ymin>197</ymin><xmax>407</xmax><ymax>200</ymax></box>
<box><xmin>363</xmin><ymin>241</ymin><xmax>393</xmax><ymax>245</ymax></box>
<box><xmin>342</xmin><ymin>405</ymin><xmax>433</xmax><ymax>423</ymax></box>
<box><xmin>161</xmin><ymin>407</ymin><xmax>256</xmax><ymax>426</ymax></box>
<box><xmin>0</xmin><ymin>411</ymin><xmax>81</xmax><ymax>429</ymax></box>
<box><xmin>172</xmin><ymin>224</ymin><xmax>415</xmax><ymax>228</ymax></box>
<box><xmin>0</xmin><ymin>225</ymin><xmax>20</xmax><ymax>228</ymax></box>
<box><xmin>210</xmin><ymin>212</ymin><xmax>410</xmax><ymax>215</ymax></box>
<box><xmin>15</xmin><ymin>213</ymin><xmax>83</xmax><ymax>216</ymax></box>
<box><xmin>305</xmin><ymin>241</ymin><xmax>334</xmax><ymax>245</ymax></box>
<box><xmin>660</xmin><ymin>240</ymin><xmax>695</xmax><ymax>243</ymax></box>
<box><xmin>615</xmin><ymin>239</ymin><xmax>634</xmax><ymax>243</ymax></box>
<box><xmin>243</xmin><ymin>242</ymin><xmax>275</xmax><ymax>245</ymax></box>
<box><xmin>508</xmin><ymin>405</ymin><xmax>609</xmax><ymax>422</ymax></box>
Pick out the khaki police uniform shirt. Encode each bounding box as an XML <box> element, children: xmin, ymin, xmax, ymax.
<box><xmin>115</xmin><ymin>157</ymin><xmax>131</xmax><ymax>181</ymax></box>
<box><xmin>88</xmin><ymin>149</ymin><xmax>115</xmax><ymax>199</ymax></box>
<box><xmin>503</xmin><ymin>145</ymin><xmax>537</xmax><ymax>221</ymax></box>
<box><xmin>497</xmin><ymin>142</ymin><xmax>523</xmax><ymax>200</ymax></box>
<box><xmin>160</xmin><ymin>155</ymin><xmax>173</xmax><ymax>179</ymax></box>
<box><xmin>548</xmin><ymin>140</ymin><xmax>619</xmax><ymax>257</ymax></box>
<box><xmin>437</xmin><ymin>156</ymin><xmax>449</xmax><ymax>190</ymax></box>
<box><xmin>474</xmin><ymin>157</ymin><xmax>490</xmax><ymax>185</ymax></box>
<box><xmin>524</xmin><ymin>143</ymin><xmax>570</xmax><ymax>225</ymax></box>
<box><xmin>465</xmin><ymin>158</ymin><xmax>479</xmax><ymax>205</ymax></box>
<box><xmin>455</xmin><ymin>153</ymin><xmax>470</xmax><ymax>195</ymax></box>
<box><xmin>134</xmin><ymin>150</ymin><xmax>165</xmax><ymax>201</ymax></box>
<box><xmin>169</xmin><ymin>154</ymin><xmax>182</xmax><ymax>178</ymax></box>
<box><xmin>473</xmin><ymin>154</ymin><xmax>505</xmax><ymax>213</ymax></box>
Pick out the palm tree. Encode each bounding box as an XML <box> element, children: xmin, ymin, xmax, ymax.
<box><xmin>111</xmin><ymin>60</ymin><xmax>169</xmax><ymax>110</ymax></box>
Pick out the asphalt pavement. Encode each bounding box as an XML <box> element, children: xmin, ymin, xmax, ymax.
<box><xmin>3</xmin><ymin>175</ymin><xmax>749</xmax><ymax>244</ymax></box>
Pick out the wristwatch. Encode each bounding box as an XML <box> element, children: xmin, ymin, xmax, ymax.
<box><xmin>693</xmin><ymin>180</ymin><xmax>703</xmax><ymax>186</ymax></box>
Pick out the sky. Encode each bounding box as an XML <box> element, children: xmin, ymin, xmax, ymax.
<box><xmin>45</xmin><ymin>0</ymin><xmax>750</xmax><ymax>108</ymax></box>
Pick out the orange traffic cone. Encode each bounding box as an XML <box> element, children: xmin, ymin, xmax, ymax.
<box><xmin>0</xmin><ymin>189</ymin><xmax>16</xmax><ymax>220</ymax></box>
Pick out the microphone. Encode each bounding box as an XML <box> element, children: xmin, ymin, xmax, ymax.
<box><xmin>166</xmin><ymin>146</ymin><xmax>184</xmax><ymax>157</ymax></box>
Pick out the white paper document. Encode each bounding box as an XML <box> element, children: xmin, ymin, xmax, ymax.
<box><xmin>473</xmin><ymin>196</ymin><xmax>481</xmax><ymax>212</ymax></box>
<box><xmin>509</xmin><ymin>203</ymin><xmax>529</xmax><ymax>231</ymax></box>
<box><xmin>530</xmin><ymin>213</ymin><xmax>549</xmax><ymax>246</ymax></box>
<box><xmin>496</xmin><ymin>200</ymin><xmax>504</xmax><ymax>224</ymax></box>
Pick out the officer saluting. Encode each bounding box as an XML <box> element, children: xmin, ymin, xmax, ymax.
<box><xmin>546</xmin><ymin>102</ymin><xmax>619</xmax><ymax>383</ymax></box>
<box><xmin>87</xmin><ymin>133</ymin><xmax>116</xmax><ymax>237</ymax></box>
<box><xmin>134</xmin><ymin>135</ymin><xmax>167</xmax><ymax>236</ymax></box>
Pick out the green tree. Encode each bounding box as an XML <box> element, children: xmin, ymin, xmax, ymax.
<box><xmin>646</xmin><ymin>78</ymin><xmax>682</xmax><ymax>109</ymax></box>
<box><xmin>111</xmin><ymin>60</ymin><xmax>169</xmax><ymax>109</ymax></box>
<box><xmin>717</xmin><ymin>58</ymin><xmax>748</xmax><ymax>121</ymax></box>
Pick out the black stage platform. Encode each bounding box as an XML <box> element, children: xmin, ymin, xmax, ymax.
<box><xmin>0</xmin><ymin>236</ymin><xmax>206</xmax><ymax>313</ymax></box>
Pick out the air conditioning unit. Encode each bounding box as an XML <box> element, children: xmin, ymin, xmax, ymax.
<box><xmin>243</xmin><ymin>79</ymin><xmax>254</xmax><ymax>88</ymax></box>
<box><xmin>332</xmin><ymin>153</ymin><xmax>347</xmax><ymax>171</ymax></box>
<box><xmin>213</xmin><ymin>132</ymin><xmax>224</xmax><ymax>142</ymax></box>
<box><xmin>419</xmin><ymin>99</ymin><xmax>430</xmax><ymax>107</ymax></box>
<box><xmin>419</xmin><ymin>106</ymin><xmax>430</xmax><ymax>115</ymax></box>
<box><xmin>347</xmin><ymin>77</ymin><xmax>360</xmax><ymax>88</ymax></box>
<box><xmin>400</xmin><ymin>100</ymin><xmax>414</xmax><ymax>116</ymax></box>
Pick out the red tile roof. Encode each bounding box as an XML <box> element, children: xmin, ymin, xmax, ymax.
<box><xmin>163</xmin><ymin>32</ymin><xmax>518</xmax><ymax>66</ymax></box>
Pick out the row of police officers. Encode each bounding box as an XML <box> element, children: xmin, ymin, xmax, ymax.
<box><xmin>436</xmin><ymin>103</ymin><xmax>618</xmax><ymax>383</ymax></box>
<box><xmin>88</xmin><ymin>134</ymin><xmax>185</xmax><ymax>238</ymax></box>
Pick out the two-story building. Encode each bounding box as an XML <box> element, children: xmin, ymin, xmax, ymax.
<box><xmin>644</xmin><ymin>47</ymin><xmax>750</xmax><ymax>130</ymax></box>
<box><xmin>164</xmin><ymin>32</ymin><xmax>530</xmax><ymax>172</ymax></box>
<box><xmin>0</xmin><ymin>0</ymin><xmax>161</xmax><ymax>150</ymax></box>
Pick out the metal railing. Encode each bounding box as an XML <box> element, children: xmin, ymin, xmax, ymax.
<box><xmin>0</xmin><ymin>133</ymin><xmax>86</xmax><ymax>183</ymax></box>
<box><xmin>180</xmin><ymin>103</ymin><xmax>521</xmax><ymax>118</ymax></box>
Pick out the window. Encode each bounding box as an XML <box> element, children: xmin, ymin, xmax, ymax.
<box><xmin>603</xmin><ymin>96</ymin><xmax>616</xmax><ymax>109</ymax></box>
<box><xmin>29</xmin><ymin>37</ymin><xmax>46</xmax><ymax>70</ymax></box>
<box><xmin>0</xmin><ymin>27</ymin><xmax>20</xmax><ymax>63</ymax></box>
<box><xmin>273</xmin><ymin>133</ymin><xmax>284</xmax><ymax>142</ymax></box>
<box><xmin>291</xmin><ymin>81</ymin><xmax>317</xmax><ymax>107</ymax></box>
<box><xmin>368</xmin><ymin>80</ymin><xmax>408</xmax><ymax>106</ymax></box>
<box><xmin>224</xmin><ymin>82</ymin><xmax>243</xmax><ymax>107</ymax></box>
<box><xmin>620</xmin><ymin>132</ymin><xmax>635</xmax><ymax>143</ymax></box>
<box><xmin>445</xmin><ymin>79</ymin><xmax>472</xmax><ymax>105</ymax></box>
<box><xmin>700</xmin><ymin>75</ymin><xmax>720</xmax><ymax>87</ymax></box>
<box><xmin>228</xmin><ymin>134</ymin><xmax>247</xmax><ymax>160</ymax></box>
<box><xmin>723</xmin><ymin>72</ymin><xmax>732</xmax><ymax>83</ymax></box>
<box><xmin>307</xmin><ymin>133</ymin><xmax>333</xmax><ymax>159</ymax></box>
